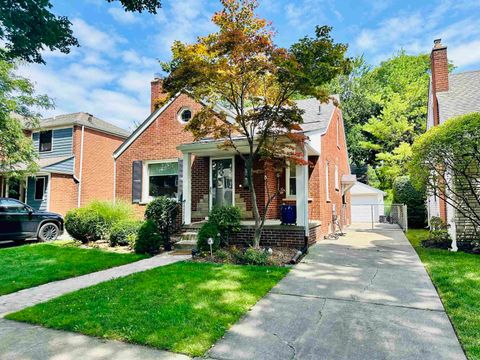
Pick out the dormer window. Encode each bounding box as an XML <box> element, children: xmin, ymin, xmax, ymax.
<box><xmin>39</xmin><ymin>130</ymin><xmax>52</xmax><ymax>152</ymax></box>
<box><xmin>178</xmin><ymin>108</ymin><xmax>192</xmax><ymax>123</ymax></box>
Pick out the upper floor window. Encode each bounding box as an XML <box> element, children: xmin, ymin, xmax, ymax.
<box><xmin>326</xmin><ymin>161</ymin><xmax>330</xmax><ymax>202</ymax></box>
<box><xmin>39</xmin><ymin>130</ymin><xmax>52</xmax><ymax>152</ymax></box>
<box><xmin>177</xmin><ymin>108</ymin><xmax>192</xmax><ymax>123</ymax></box>
<box><xmin>334</xmin><ymin>165</ymin><xmax>339</xmax><ymax>190</ymax></box>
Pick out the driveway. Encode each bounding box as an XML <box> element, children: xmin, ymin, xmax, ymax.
<box><xmin>208</xmin><ymin>225</ymin><xmax>466</xmax><ymax>360</ymax></box>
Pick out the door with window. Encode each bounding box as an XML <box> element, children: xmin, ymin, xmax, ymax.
<box><xmin>210</xmin><ymin>158</ymin><xmax>234</xmax><ymax>208</ymax></box>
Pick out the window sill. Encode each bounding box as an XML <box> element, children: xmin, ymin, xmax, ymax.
<box><xmin>283</xmin><ymin>197</ymin><xmax>314</xmax><ymax>202</ymax></box>
<box><xmin>326</xmin><ymin>199</ymin><xmax>331</xmax><ymax>203</ymax></box>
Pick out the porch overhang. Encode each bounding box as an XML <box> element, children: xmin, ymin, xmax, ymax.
<box><xmin>341</xmin><ymin>174</ymin><xmax>357</xmax><ymax>195</ymax></box>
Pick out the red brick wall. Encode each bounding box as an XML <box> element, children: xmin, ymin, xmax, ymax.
<box><xmin>49</xmin><ymin>173</ymin><xmax>77</xmax><ymax>216</ymax></box>
<box><xmin>116</xmin><ymin>94</ymin><xmax>201</xmax><ymax>212</ymax></box>
<box><xmin>74</xmin><ymin>127</ymin><xmax>124</xmax><ymax>207</ymax></box>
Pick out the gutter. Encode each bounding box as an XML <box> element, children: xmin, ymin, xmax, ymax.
<box><xmin>77</xmin><ymin>125</ymin><xmax>85</xmax><ymax>208</ymax></box>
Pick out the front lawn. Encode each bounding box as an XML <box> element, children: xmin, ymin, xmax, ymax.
<box><xmin>407</xmin><ymin>229</ymin><xmax>480</xmax><ymax>359</ymax></box>
<box><xmin>7</xmin><ymin>262</ymin><xmax>289</xmax><ymax>356</ymax></box>
<box><xmin>0</xmin><ymin>241</ymin><xmax>145</xmax><ymax>296</ymax></box>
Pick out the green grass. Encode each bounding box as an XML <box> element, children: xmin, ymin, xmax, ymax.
<box><xmin>407</xmin><ymin>229</ymin><xmax>480</xmax><ymax>359</ymax></box>
<box><xmin>7</xmin><ymin>262</ymin><xmax>289</xmax><ymax>356</ymax></box>
<box><xmin>0</xmin><ymin>241</ymin><xmax>145</xmax><ymax>296</ymax></box>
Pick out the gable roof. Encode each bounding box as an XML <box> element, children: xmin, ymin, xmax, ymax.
<box><xmin>24</xmin><ymin>112</ymin><xmax>130</xmax><ymax>138</ymax></box>
<box><xmin>113</xmin><ymin>93</ymin><xmax>340</xmax><ymax>159</ymax></box>
<box><xmin>350</xmin><ymin>181</ymin><xmax>386</xmax><ymax>196</ymax></box>
<box><xmin>437</xmin><ymin>70</ymin><xmax>480</xmax><ymax>123</ymax></box>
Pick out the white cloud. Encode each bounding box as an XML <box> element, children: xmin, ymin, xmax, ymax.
<box><xmin>121</xmin><ymin>50</ymin><xmax>158</xmax><ymax>68</ymax></box>
<box><xmin>449</xmin><ymin>40</ymin><xmax>480</xmax><ymax>68</ymax></box>
<box><xmin>71</xmin><ymin>18</ymin><xmax>123</xmax><ymax>54</ymax></box>
<box><xmin>117</xmin><ymin>70</ymin><xmax>155</xmax><ymax>99</ymax></box>
<box><xmin>108</xmin><ymin>7</ymin><xmax>141</xmax><ymax>25</ymax></box>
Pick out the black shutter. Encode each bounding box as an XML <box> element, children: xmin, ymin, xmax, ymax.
<box><xmin>132</xmin><ymin>160</ymin><xmax>142</xmax><ymax>204</ymax></box>
<box><xmin>177</xmin><ymin>158</ymin><xmax>183</xmax><ymax>201</ymax></box>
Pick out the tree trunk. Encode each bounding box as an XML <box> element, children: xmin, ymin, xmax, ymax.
<box><xmin>246</xmin><ymin>157</ymin><xmax>262</xmax><ymax>248</ymax></box>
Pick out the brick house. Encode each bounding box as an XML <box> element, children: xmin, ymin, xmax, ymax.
<box><xmin>0</xmin><ymin>113</ymin><xmax>129</xmax><ymax>215</ymax></box>
<box><xmin>427</xmin><ymin>39</ymin><xmax>480</xmax><ymax>243</ymax></box>
<box><xmin>113</xmin><ymin>79</ymin><xmax>355</xmax><ymax>247</ymax></box>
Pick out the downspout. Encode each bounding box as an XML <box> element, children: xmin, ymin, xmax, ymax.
<box><xmin>77</xmin><ymin>126</ymin><xmax>85</xmax><ymax>208</ymax></box>
<box><xmin>113</xmin><ymin>157</ymin><xmax>116</xmax><ymax>204</ymax></box>
<box><xmin>302</xmin><ymin>143</ymin><xmax>309</xmax><ymax>253</ymax></box>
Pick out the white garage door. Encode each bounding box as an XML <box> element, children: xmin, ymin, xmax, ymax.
<box><xmin>351</xmin><ymin>194</ymin><xmax>383</xmax><ymax>223</ymax></box>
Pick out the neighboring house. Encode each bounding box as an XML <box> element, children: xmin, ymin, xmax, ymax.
<box><xmin>427</xmin><ymin>39</ymin><xmax>480</xmax><ymax>241</ymax></box>
<box><xmin>113</xmin><ymin>78</ymin><xmax>355</xmax><ymax>247</ymax></box>
<box><xmin>350</xmin><ymin>182</ymin><xmax>386</xmax><ymax>223</ymax></box>
<box><xmin>0</xmin><ymin>113</ymin><xmax>129</xmax><ymax>215</ymax></box>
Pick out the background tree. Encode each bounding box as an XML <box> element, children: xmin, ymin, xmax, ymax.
<box><xmin>392</xmin><ymin>175</ymin><xmax>426</xmax><ymax>228</ymax></box>
<box><xmin>0</xmin><ymin>0</ymin><xmax>161</xmax><ymax>64</ymax></box>
<box><xmin>0</xmin><ymin>60</ymin><xmax>53</xmax><ymax>176</ymax></box>
<box><xmin>409</xmin><ymin>113</ymin><xmax>480</xmax><ymax>238</ymax></box>
<box><xmin>162</xmin><ymin>0</ymin><xmax>350</xmax><ymax>247</ymax></box>
<box><xmin>332</xmin><ymin>52</ymin><xmax>430</xmax><ymax>190</ymax></box>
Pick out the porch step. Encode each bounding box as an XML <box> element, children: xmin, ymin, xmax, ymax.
<box><xmin>174</xmin><ymin>239</ymin><xmax>197</xmax><ymax>251</ymax></box>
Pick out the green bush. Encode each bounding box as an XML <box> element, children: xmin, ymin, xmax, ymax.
<box><xmin>393</xmin><ymin>176</ymin><xmax>426</xmax><ymax>228</ymax></box>
<box><xmin>65</xmin><ymin>201</ymin><xmax>136</xmax><ymax>243</ymax></box>
<box><xmin>145</xmin><ymin>196</ymin><xmax>180</xmax><ymax>250</ymax></box>
<box><xmin>208</xmin><ymin>206</ymin><xmax>241</xmax><ymax>246</ymax></box>
<box><xmin>428</xmin><ymin>216</ymin><xmax>451</xmax><ymax>244</ymax></box>
<box><xmin>197</xmin><ymin>222</ymin><xmax>220</xmax><ymax>252</ymax></box>
<box><xmin>65</xmin><ymin>208</ymin><xmax>105</xmax><ymax>243</ymax></box>
<box><xmin>109</xmin><ymin>220</ymin><xmax>142</xmax><ymax>247</ymax></box>
<box><xmin>235</xmin><ymin>247</ymin><xmax>271</xmax><ymax>266</ymax></box>
<box><xmin>135</xmin><ymin>220</ymin><xmax>162</xmax><ymax>255</ymax></box>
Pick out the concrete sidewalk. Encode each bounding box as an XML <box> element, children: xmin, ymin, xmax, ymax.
<box><xmin>208</xmin><ymin>226</ymin><xmax>465</xmax><ymax>360</ymax></box>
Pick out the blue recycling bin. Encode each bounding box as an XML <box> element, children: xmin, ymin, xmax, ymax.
<box><xmin>280</xmin><ymin>204</ymin><xmax>296</xmax><ymax>225</ymax></box>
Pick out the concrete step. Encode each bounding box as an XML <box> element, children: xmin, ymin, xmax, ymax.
<box><xmin>174</xmin><ymin>239</ymin><xmax>197</xmax><ymax>251</ymax></box>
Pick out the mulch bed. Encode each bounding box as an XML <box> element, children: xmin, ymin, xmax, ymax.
<box><xmin>192</xmin><ymin>246</ymin><xmax>299</xmax><ymax>266</ymax></box>
<box><xmin>422</xmin><ymin>239</ymin><xmax>480</xmax><ymax>254</ymax></box>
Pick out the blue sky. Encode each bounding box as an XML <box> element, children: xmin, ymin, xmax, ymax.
<box><xmin>19</xmin><ymin>0</ymin><xmax>480</xmax><ymax>130</ymax></box>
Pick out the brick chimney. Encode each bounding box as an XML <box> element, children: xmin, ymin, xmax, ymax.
<box><xmin>150</xmin><ymin>76</ymin><xmax>167</xmax><ymax>113</ymax></box>
<box><xmin>430</xmin><ymin>39</ymin><xmax>449</xmax><ymax>93</ymax></box>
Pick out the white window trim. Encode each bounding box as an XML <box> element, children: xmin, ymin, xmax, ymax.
<box><xmin>177</xmin><ymin>107</ymin><xmax>192</xmax><ymax>124</ymax></box>
<box><xmin>285</xmin><ymin>162</ymin><xmax>296</xmax><ymax>199</ymax></box>
<box><xmin>141</xmin><ymin>159</ymin><xmax>179</xmax><ymax>204</ymax></box>
<box><xmin>334</xmin><ymin>165</ymin><xmax>339</xmax><ymax>191</ymax></box>
<box><xmin>326</xmin><ymin>161</ymin><xmax>331</xmax><ymax>202</ymax></box>
<box><xmin>34</xmin><ymin>176</ymin><xmax>47</xmax><ymax>201</ymax></box>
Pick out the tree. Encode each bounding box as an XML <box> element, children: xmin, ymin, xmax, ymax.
<box><xmin>392</xmin><ymin>176</ymin><xmax>426</xmax><ymax>228</ymax></box>
<box><xmin>409</xmin><ymin>113</ymin><xmax>480</xmax><ymax>238</ymax></box>
<box><xmin>0</xmin><ymin>0</ymin><xmax>161</xmax><ymax>64</ymax></box>
<box><xmin>0</xmin><ymin>60</ymin><xmax>53</xmax><ymax>176</ymax></box>
<box><xmin>332</xmin><ymin>52</ymin><xmax>430</xmax><ymax>190</ymax></box>
<box><xmin>161</xmin><ymin>0</ymin><xmax>350</xmax><ymax>248</ymax></box>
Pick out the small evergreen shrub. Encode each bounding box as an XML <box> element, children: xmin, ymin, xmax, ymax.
<box><xmin>208</xmin><ymin>206</ymin><xmax>241</xmax><ymax>246</ymax></box>
<box><xmin>393</xmin><ymin>176</ymin><xmax>426</xmax><ymax>228</ymax></box>
<box><xmin>65</xmin><ymin>208</ymin><xmax>105</xmax><ymax>243</ymax></box>
<box><xmin>109</xmin><ymin>220</ymin><xmax>142</xmax><ymax>247</ymax></box>
<box><xmin>135</xmin><ymin>220</ymin><xmax>162</xmax><ymax>255</ymax></box>
<box><xmin>235</xmin><ymin>247</ymin><xmax>271</xmax><ymax>266</ymax></box>
<box><xmin>197</xmin><ymin>222</ymin><xmax>220</xmax><ymax>252</ymax></box>
<box><xmin>428</xmin><ymin>216</ymin><xmax>451</xmax><ymax>244</ymax></box>
<box><xmin>145</xmin><ymin>196</ymin><xmax>180</xmax><ymax>250</ymax></box>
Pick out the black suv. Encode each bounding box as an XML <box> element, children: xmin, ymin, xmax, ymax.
<box><xmin>0</xmin><ymin>198</ymin><xmax>64</xmax><ymax>242</ymax></box>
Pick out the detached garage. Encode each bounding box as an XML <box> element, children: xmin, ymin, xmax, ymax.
<box><xmin>350</xmin><ymin>182</ymin><xmax>386</xmax><ymax>223</ymax></box>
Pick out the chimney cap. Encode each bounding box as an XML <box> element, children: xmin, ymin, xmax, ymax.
<box><xmin>153</xmin><ymin>72</ymin><xmax>164</xmax><ymax>81</ymax></box>
<box><xmin>433</xmin><ymin>39</ymin><xmax>446</xmax><ymax>49</ymax></box>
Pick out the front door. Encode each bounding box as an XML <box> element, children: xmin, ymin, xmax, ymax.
<box><xmin>210</xmin><ymin>158</ymin><xmax>234</xmax><ymax>208</ymax></box>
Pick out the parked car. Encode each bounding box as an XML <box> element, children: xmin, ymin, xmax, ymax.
<box><xmin>0</xmin><ymin>198</ymin><xmax>64</xmax><ymax>242</ymax></box>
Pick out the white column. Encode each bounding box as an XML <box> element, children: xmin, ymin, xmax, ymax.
<box><xmin>296</xmin><ymin>145</ymin><xmax>309</xmax><ymax>235</ymax></box>
<box><xmin>183</xmin><ymin>152</ymin><xmax>192</xmax><ymax>225</ymax></box>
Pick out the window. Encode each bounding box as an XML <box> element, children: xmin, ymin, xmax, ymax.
<box><xmin>334</xmin><ymin>165</ymin><xmax>339</xmax><ymax>190</ymax></box>
<box><xmin>34</xmin><ymin>177</ymin><xmax>46</xmax><ymax>200</ymax></box>
<box><xmin>145</xmin><ymin>161</ymin><xmax>178</xmax><ymax>201</ymax></box>
<box><xmin>178</xmin><ymin>108</ymin><xmax>192</xmax><ymax>123</ymax></box>
<box><xmin>286</xmin><ymin>163</ymin><xmax>296</xmax><ymax>197</ymax></box>
<box><xmin>325</xmin><ymin>161</ymin><xmax>330</xmax><ymax>202</ymax></box>
<box><xmin>39</xmin><ymin>130</ymin><xmax>52</xmax><ymax>152</ymax></box>
<box><xmin>0</xmin><ymin>199</ymin><xmax>29</xmax><ymax>213</ymax></box>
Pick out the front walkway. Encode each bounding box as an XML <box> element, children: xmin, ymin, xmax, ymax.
<box><xmin>0</xmin><ymin>253</ymin><xmax>189</xmax><ymax>316</ymax></box>
<box><xmin>208</xmin><ymin>225</ymin><xmax>466</xmax><ymax>360</ymax></box>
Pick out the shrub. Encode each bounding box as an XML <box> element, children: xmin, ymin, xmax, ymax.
<box><xmin>65</xmin><ymin>208</ymin><xmax>105</xmax><ymax>243</ymax></box>
<box><xmin>109</xmin><ymin>220</ymin><xmax>142</xmax><ymax>247</ymax></box>
<box><xmin>236</xmin><ymin>247</ymin><xmax>271</xmax><ymax>266</ymax></box>
<box><xmin>214</xmin><ymin>249</ymin><xmax>230</xmax><ymax>261</ymax></box>
<box><xmin>65</xmin><ymin>201</ymin><xmax>136</xmax><ymax>243</ymax></box>
<box><xmin>135</xmin><ymin>220</ymin><xmax>162</xmax><ymax>255</ymax></box>
<box><xmin>145</xmin><ymin>196</ymin><xmax>180</xmax><ymax>250</ymax></box>
<box><xmin>393</xmin><ymin>176</ymin><xmax>426</xmax><ymax>228</ymax></box>
<box><xmin>197</xmin><ymin>222</ymin><xmax>220</xmax><ymax>252</ymax></box>
<box><xmin>208</xmin><ymin>206</ymin><xmax>241</xmax><ymax>246</ymax></box>
<box><xmin>428</xmin><ymin>216</ymin><xmax>451</xmax><ymax>244</ymax></box>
